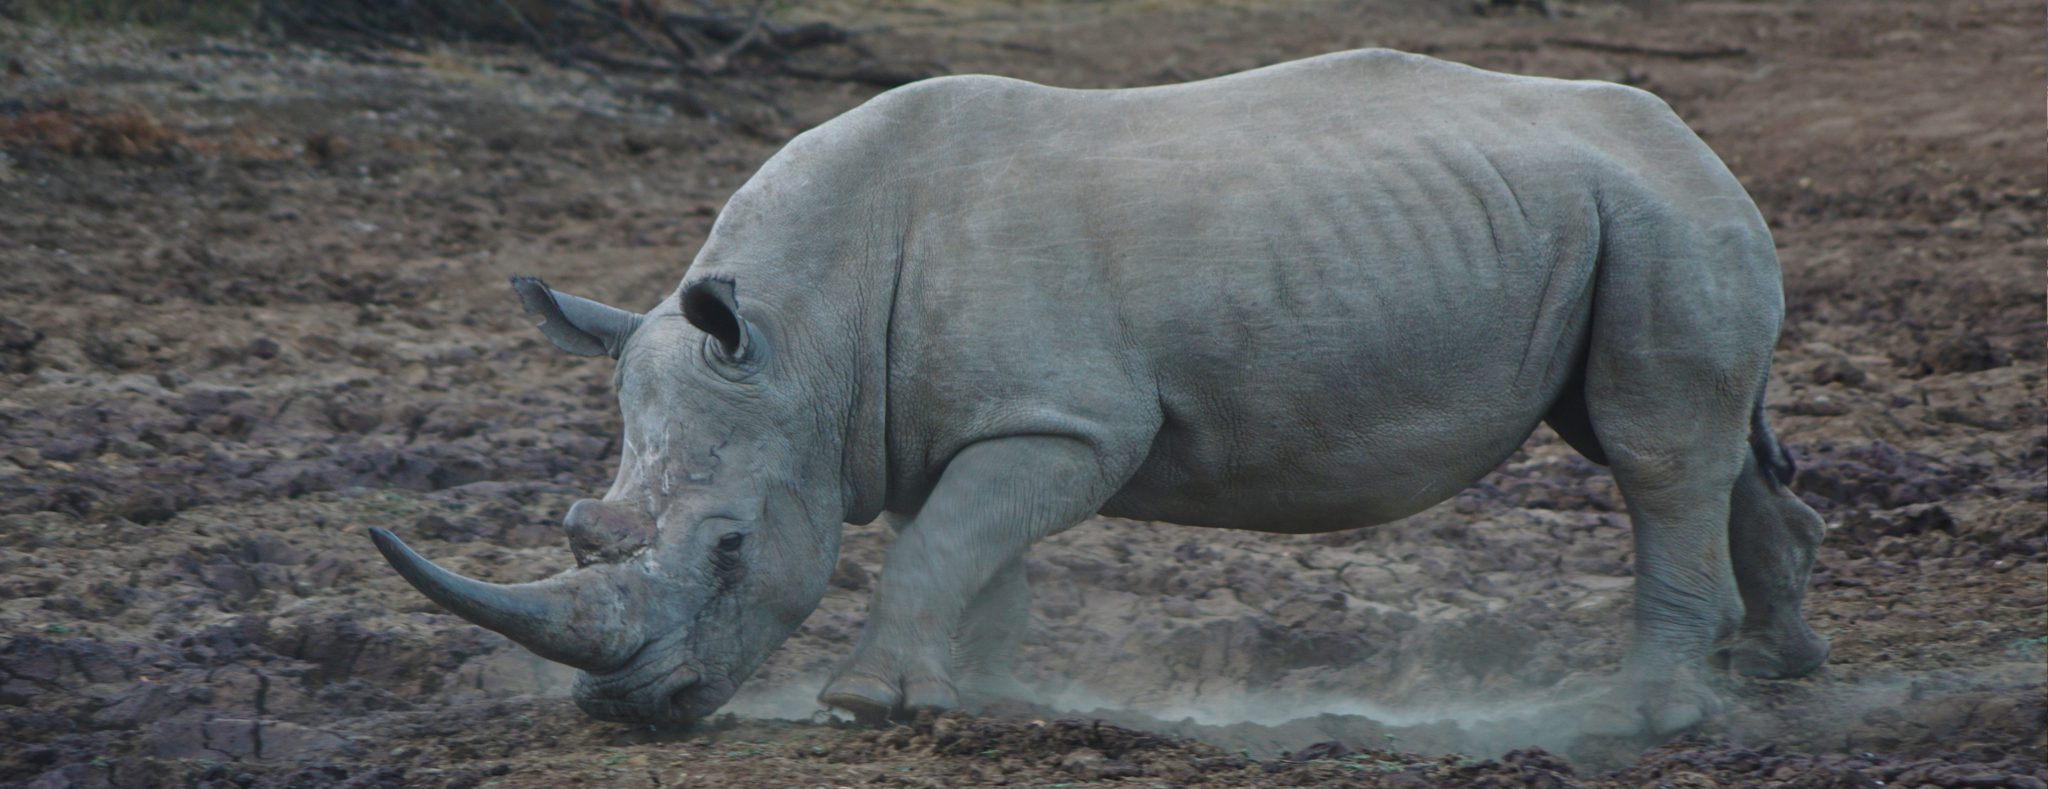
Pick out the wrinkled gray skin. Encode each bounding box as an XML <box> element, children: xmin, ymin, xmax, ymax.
<box><xmin>371</xmin><ymin>49</ymin><xmax>1830</xmax><ymax>737</ymax></box>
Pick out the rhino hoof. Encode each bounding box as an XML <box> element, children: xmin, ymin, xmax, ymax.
<box><xmin>819</xmin><ymin>675</ymin><xmax>899</xmax><ymax>725</ymax></box>
<box><xmin>820</xmin><ymin>672</ymin><xmax>960</xmax><ymax>725</ymax></box>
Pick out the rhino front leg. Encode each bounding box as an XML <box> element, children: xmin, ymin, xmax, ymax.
<box><xmin>1718</xmin><ymin>453</ymin><xmax>1830</xmax><ymax>678</ymax></box>
<box><xmin>951</xmin><ymin>557</ymin><xmax>1036</xmax><ymax>705</ymax></box>
<box><xmin>821</xmin><ymin>435</ymin><xmax>1124</xmax><ymax>721</ymax></box>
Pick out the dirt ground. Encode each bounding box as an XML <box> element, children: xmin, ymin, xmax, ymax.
<box><xmin>2</xmin><ymin>0</ymin><xmax>2043</xmax><ymax>786</ymax></box>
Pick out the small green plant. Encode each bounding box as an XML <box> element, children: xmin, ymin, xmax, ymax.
<box><xmin>43</xmin><ymin>623</ymin><xmax>70</xmax><ymax>635</ymax></box>
<box><xmin>599</xmin><ymin>750</ymin><xmax>627</xmax><ymax>766</ymax></box>
<box><xmin>90</xmin><ymin>756</ymin><xmax>111</xmax><ymax>769</ymax></box>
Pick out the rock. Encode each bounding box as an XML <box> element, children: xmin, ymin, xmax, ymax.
<box><xmin>1809</xmin><ymin>354</ymin><xmax>1868</xmax><ymax>387</ymax></box>
<box><xmin>1058</xmin><ymin>746</ymin><xmax>1106</xmax><ymax>774</ymax></box>
<box><xmin>1839</xmin><ymin>503</ymin><xmax>1955</xmax><ymax>544</ymax></box>
<box><xmin>1289</xmin><ymin>740</ymin><xmax>1354</xmax><ymax>760</ymax></box>
<box><xmin>88</xmin><ymin>682</ymin><xmax>187</xmax><ymax>729</ymax></box>
<box><xmin>1056</xmin><ymin>747</ymin><xmax>1139</xmax><ymax>779</ymax></box>
<box><xmin>26</xmin><ymin>764</ymin><xmax>102</xmax><ymax>789</ymax></box>
<box><xmin>1792</xmin><ymin>441</ymin><xmax>1986</xmax><ymax>511</ymax></box>
<box><xmin>830</xmin><ymin>557</ymin><xmax>871</xmax><ymax>591</ymax></box>
<box><xmin>0</xmin><ymin>315</ymin><xmax>43</xmax><ymax>373</ymax></box>
<box><xmin>5</xmin><ymin>446</ymin><xmax>44</xmax><ymax>470</ymax></box>
<box><xmin>149</xmin><ymin>718</ymin><xmax>349</xmax><ymax>761</ymax></box>
<box><xmin>1782</xmin><ymin>393</ymin><xmax>1850</xmax><ymax>417</ymax></box>
<box><xmin>1910</xmin><ymin>331</ymin><xmax>2008</xmax><ymax>376</ymax></box>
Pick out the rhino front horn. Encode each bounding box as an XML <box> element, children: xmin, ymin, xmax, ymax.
<box><xmin>369</xmin><ymin>527</ymin><xmax>642</xmax><ymax>671</ymax></box>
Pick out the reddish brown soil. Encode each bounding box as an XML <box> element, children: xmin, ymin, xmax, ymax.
<box><xmin>2</xmin><ymin>1</ymin><xmax>2042</xmax><ymax>786</ymax></box>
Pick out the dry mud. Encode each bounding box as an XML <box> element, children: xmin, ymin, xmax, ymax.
<box><xmin>1</xmin><ymin>0</ymin><xmax>2043</xmax><ymax>786</ymax></box>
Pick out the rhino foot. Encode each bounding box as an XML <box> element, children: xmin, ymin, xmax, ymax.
<box><xmin>1711</xmin><ymin>627</ymin><xmax>1830</xmax><ymax>679</ymax></box>
<box><xmin>819</xmin><ymin>670</ymin><xmax>959</xmax><ymax>724</ymax></box>
<box><xmin>1576</xmin><ymin>668</ymin><xmax>1725</xmax><ymax>738</ymax></box>
<box><xmin>958</xmin><ymin>672</ymin><xmax>1035</xmax><ymax>708</ymax></box>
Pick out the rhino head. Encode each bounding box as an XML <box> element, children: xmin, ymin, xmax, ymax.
<box><xmin>370</xmin><ymin>274</ymin><xmax>855</xmax><ymax>725</ymax></box>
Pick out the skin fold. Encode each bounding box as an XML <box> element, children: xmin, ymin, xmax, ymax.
<box><xmin>370</xmin><ymin>48</ymin><xmax>1828</xmax><ymax>737</ymax></box>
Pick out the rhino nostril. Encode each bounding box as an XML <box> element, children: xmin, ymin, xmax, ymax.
<box><xmin>564</xmin><ymin>499</ymin><xmax>654</xmax><ymax>565</ymax></box>
<box><xmin>667</xmin><ymin>670</ymin><xmax>704</xmax><ymax>711</ymax></box>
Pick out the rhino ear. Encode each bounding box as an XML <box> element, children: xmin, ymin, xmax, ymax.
<box><xmin>680</xmin><ymin>276</ymin><xmax>755</xmax><ymax>364</ymax></box>
<box><xmin>510</xmin><ymin>276</ymin><xmax>645</xmax><ymax>359</ymax></box>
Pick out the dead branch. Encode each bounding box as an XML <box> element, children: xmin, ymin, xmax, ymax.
<box><xmin>632</xmin><ymin>0</ymin><xmax>705</xmax><ymax>62</ymax></box>
<box><xmin>165</xmin><ymin>43</ymin><xmax>274</xmax><ymax>60</ymax></box>
<box><xmin>268</xmin><ymin>0</ymin><xmax>426</xmax><ymax>53</ymax></box>
<box><xmin>554</xmin><ymin>0</ymin><xmax>681</xmax><ymax>67</ymax></box>
<box><xmin>659</xmin><ymin>11</ymin><xmax>855</xmax><ymax>56</ymax></box>
<box><xmin>491</xmin><ymin>0</ymin><xmax>558</xmax><ymax>63</ymax></box>
<box><xmin>1547</xmin><ymin>38</ymin><xmax>1749</xmax><ymax>60</ymax></box>
<box><xmin>778</xmin><ymin>61</ymin><xmax>942</xmax><ymax>89</ymax></box>
<box><xmin>560</xmin><ymin>45</ymin><xmax>674</xmax><ymax>74</ymax></box>
<box><xmin>695</xmin><ymin>0</ymin><xmax>768</xmax><ymax>72</ymax></box>
<box><xmin>259</xmin><ymin>0</ymin><xmax>909</xmax><ymax>130</ymax></box>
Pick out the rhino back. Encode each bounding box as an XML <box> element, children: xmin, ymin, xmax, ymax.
<box><xmin>719</xmin><ymin>51</ymin><xmax>1763</xmax><ymax>525</ymax></box>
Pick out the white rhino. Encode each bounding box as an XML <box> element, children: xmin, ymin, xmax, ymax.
<box><xmin>371</xmin><ymin>49</ymin><xmax>1829</xmax><ymax>737</ymax></box>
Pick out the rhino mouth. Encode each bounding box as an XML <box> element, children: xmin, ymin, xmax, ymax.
<box><xmin>573</xmin><ymin>663</ymin><xmax>730</xmax><ymax>725</ymax></box>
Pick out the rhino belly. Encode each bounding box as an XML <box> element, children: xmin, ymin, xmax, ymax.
<box><xmin>1101</xmin><ymin>403</ymin><xmax>1545</xmax><ymax>534</ymax></box>
<box><xmin>1097</xmin><ymin>291</ymin><xmax>1584</xmax><ymax>534</ymax></box>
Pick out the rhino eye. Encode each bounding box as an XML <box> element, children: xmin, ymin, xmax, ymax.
<box><xmin>717</xmin><ymin>532</ymin><xmax>745</xmax><ymax>552</ymax></box>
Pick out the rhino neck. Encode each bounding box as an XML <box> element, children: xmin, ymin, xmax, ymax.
<box><xmin>686</xmin><ymin>211</ymin><xmax>895</xmax><ymax>529</ymax></box>
<box><xmin>693</xmin><ymin>92</ymin><xmax>972</xmax><ymax>527</ymax></box>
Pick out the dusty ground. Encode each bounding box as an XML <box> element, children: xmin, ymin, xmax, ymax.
<box><xmin>2</xmin><ymin>0</ymin><xmax>2043</xmax><ymax>786</ymax></box>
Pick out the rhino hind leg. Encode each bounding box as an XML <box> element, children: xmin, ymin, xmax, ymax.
<box><xmin>1546</xmin><ymin>374</ymin><xmax>1746</xmax><ymax>642</ymax></box>
<box><xmin>1552</xmin><ymin>338</ymin><xmax>1825</xmax><ymax>685</ymax></box>
<box><xmin>1579</xmin><ymin>423</ymin><xmax>1748</xmax><ymax>737</ymax></box>
<box><xmin>1570</xmin><ymin>217</ymin><xmax>1796</xmax><ymax>736</ymax></box>
<box><xmin>1715</xmin><ymin>448</ymin><xmax>1829</xmax><ymax>678</ymax></box>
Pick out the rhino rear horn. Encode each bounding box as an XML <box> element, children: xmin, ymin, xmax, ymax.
<box><xmin>369</xmin><ymin>527</ymin><xmax>643</xmax><ymax>671</ymax></box>
<box><xmin>510</xmin><ymin>276</ymin><xmax>646</xmax><ymax>358</ymax></box>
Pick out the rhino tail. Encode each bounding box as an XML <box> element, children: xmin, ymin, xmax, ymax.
<box><xmin>1748</xmin><ymin>387</ymin><xmax>1795</xmax><ymax>492</ymax></box>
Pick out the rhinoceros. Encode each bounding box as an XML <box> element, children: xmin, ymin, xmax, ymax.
<box><xmin>369</xmin><ymin>48</ymin><xmax>1830</xmax><ymax>736</ymax></box>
